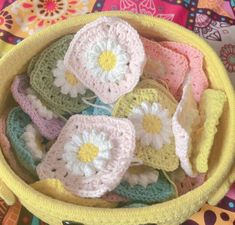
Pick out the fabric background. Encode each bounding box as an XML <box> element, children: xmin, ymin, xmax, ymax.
<box><xmin>0</xmin><ymin>0</ymin><xmax>235</xmax><ymax>224</ymax></box>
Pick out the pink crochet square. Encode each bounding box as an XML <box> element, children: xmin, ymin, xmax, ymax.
<box><xmin>64</xmin><ymin>17</ymin><xmax>146</xmax><ymax>104</ymax></box>
<box><xmin>37</xmin><ymin>115</ymin><xmax>135</xmax><ymax>198</ymax></box>
<box><xmin>11</xmin><ymin>75</ymin><xmax>65</xmax><ymax>140</ymax></box>
<box><xmin>161</xmin><ymin>41</ymin><xmax>209</xmax><ymax>102</ymax></box>
<box><xmin>141</xmin><ymin>37</ymin><xmax>189</xmax><ymax>97</ymax></box>
<box><xmin>0</xmin><ymin>114</ymin><xmax>35</xmax><ymax>183</ymax></box>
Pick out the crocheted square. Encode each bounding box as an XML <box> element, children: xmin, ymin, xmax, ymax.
<box><xmin>31</xmin><ymin>179</ymin><xmax>118</xmax><ymax>208</ymax></box>
<box><xmin>64</xmin><ymin>17</ymin><xmax>146</xmax><ymax>104</ymax></box>
<box><xmin>137</xmin><ymin>79</ymin><xmax>177</xmax><ymax>104</ymax></box>
<box><xmin>11</xmin><ymin>75</ymin><xmax>65</xmax><ymax>140</ymax></box>
<box><xmin>6</xmin><ymin>107</ymin><xmax>47</xmax><ymax>176</ymax></box>
<box><xmin>169</xmin><ymin>168</ymin><xmax>206</xmax><ymax>196</ymax></box>
<box><xmin>82</xmin><ymin>98</ymin><xmax>112</xmax><ymax>116</ymax></box>
<box><xmin>114</xmin><ymin>171</ymin><xmax>177</xmax><ymax>204</ymax></box>
<box><xmin>141</xmin><ymin>37</ymin><xmax>188</xmax><ymax>97</ymax></box>
<box><xmin>0</xmin><ymin>113</ymin><xmax>36</xmax><ymax>183</ymax></box>
<box><xmin>192</xmin><ymin>89</ymin><xmax>227</xmax><ymax>173</ymax></box>
<box><xmin>172</xmin><ymin>77</ymin><xmax>200</xmax><ymax>177</ymax></box>
<box><xmin>29</xmin><ymin>35</ymin><xmax>95</xmax><ymax>116</ymax></box>
<box><xmin>161</xmin><ymin>41</ymin><xmax>209</xmax><ymax>102</ymax></box>
<box><xmin>36</xmin><ymin>115</ymin><xmax>135</xmax><ymax>198</ymax></box>
<box><xmin>112</xmin><ymin>88</ymin><xmax>179</xmax><ymax>171</ymax></box>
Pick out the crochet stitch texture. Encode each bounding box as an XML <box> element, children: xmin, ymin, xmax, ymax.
<box><xmin>64</xmin><ymin>16</ymin><xmax>146</xmax><ymax>104</ymax></box>
<box><xmin>114</xmin><ymin>171</ymin><xmax>176</xmax><ymax>204</ymax></box>
<box><xmin>11</xmin><ymin>75</ymin><xmax>65</xmax><ymax>140</ymax></box>
<box><xmin>29</xmin><ymin>35</ymin><xmax>94</xmax><ymax>116</ymax></box>
<box><xmin>37</xmin><ymin>115</ymin><xmax>136</xmax><ymax>198</ymax></box>
<box><xmin>113</xmin><ymin>88</ymin><xmax>179</xmax><ymax>171</ymax></box>
<box><xmin>6</xmin><ymin>107</ymin><xmax>41</xmax><ymax>176</ymax></box>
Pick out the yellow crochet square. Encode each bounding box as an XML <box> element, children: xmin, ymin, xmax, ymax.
<box><xmin>112</xmin><ymin>88</ymin><xmax>179</xmax><ymax>171</ymax></box>
<box><xmin>138</xmin><ymin>79</ymin><xmax>178</xmax><ymax>104</ymax></box>
<box><xmin>31</xmin><ymin>179</ymin><xmax>117</xmax><ymax>208</ymax></box>
<box><xmin>193</xmin><ymin>89</ymin><xmax>227</xmax><ymax>173</ymax></box>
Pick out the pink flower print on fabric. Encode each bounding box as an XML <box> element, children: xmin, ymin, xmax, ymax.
<box><xmin>37</xmin><ymin>115</ymin><xmax>135</xmax><ymax>198</ymax></box>
<box><xmin>161</xmin><ymin>41</ymin><xmax>209</xmax><ymax>102</ymax></box>
<box><xmin>64</xmin><ymin>16</ymin><xmax>146</xmax><ymax>104</ymax></box>
<box><xmin>141</xmin><ymin>37</ymin><xmax>189</xmax><ymax>97</ymax></box>
<box><xmin>11</xmin><ymin>75</ymin><xmax>65</xmax><ymax>140</ymax></box>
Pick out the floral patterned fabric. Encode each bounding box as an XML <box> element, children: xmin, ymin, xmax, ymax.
<box><xmin>0</xmin><ymin>0</ymin><xmax>234</xmax><ymax>224</ymax></box>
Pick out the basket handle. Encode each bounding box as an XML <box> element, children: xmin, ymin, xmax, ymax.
<box><xmin>0</xmin><ymin>178</ymin><xmax>16</xmax><ymax>205</ymax></box>
<box><xmin>208</xmin><ymin>164</ymin><xmax>235</xmax><ymax>205</ymax></box>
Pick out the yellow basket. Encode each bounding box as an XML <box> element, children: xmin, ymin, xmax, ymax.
<box><xmin>0</xmin><ymin>11</ymin><xmax>235</xmax><ymax>225</ymax></box>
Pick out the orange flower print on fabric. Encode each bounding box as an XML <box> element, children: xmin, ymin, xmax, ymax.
<box><xmin>10</xmin><ymin>0</ymin><xmax>95</xmax><ymax>35</ymax></box>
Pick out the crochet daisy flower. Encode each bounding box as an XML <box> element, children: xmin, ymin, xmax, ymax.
<box><xmin>113</xmin><ymin>88</ymin><xmax>179</xmax><ymax>171</ymax></box>
<box><xmin>29</xmin><ymin>35</ymin><xmax>95</xmax><ymax>117</ymax></box>
<box><xmin>37</xmin><ymin>115</ymin><xmax>135</xmax><ymax>198</ymax></box>
<box><xmin>22</xmin><ymin>124</ymin><xmax>46</xmax><ymax>161</ymax></box>
<box><xmin>128</xmin><ymin>101</ymin><xmax>172</xmax><ymax>150</ymax></box>
<box><xmin>63</xmin><ymin>130</ymin><xmax>112</xmax><ymax>177</ymax></box>
<box><xmin>64</xmin><ymin>16</ymin><xmax>146</xmax><ymax>104</ymax></box>
<box><xmin>123</xmin><ymin>165</ymin><xmax>159</xmax><ymax>188</ymax></box>
<box><xmin>53</xmin><ymin>60</ymin><xmax>86</xmax><ymax>98</ymax></box>
<box><xmin>87</xmin><ymin>39</ymin><xmax>129</xmax><ymax>83</ymax></box>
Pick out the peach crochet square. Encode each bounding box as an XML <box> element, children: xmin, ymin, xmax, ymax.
<box><xmin>161</xmin><ymin>41</ymin><xmax>208</xmax><ymax>102</ymax></box>
<box><xmin>141</xmin><ymin>37</ymin><xmax>189</xmax><ymax>97</ymax></box>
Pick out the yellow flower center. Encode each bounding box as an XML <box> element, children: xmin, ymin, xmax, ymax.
<box><xmin>65</xmin><ymin>71</ymin><xmax>78</xmax><ymax>86</ymax></box>
<box><xmin>128</xmin><ymin>165</ymin><xmax>150</xmax><ymax>174</ymax></box>
<box><xmin>142</xmin><ymin>114</ymin><xmax>162</xmax><ymax>134</ymax></box>
<box><xmin>77</xmin><ymin>143</ymin><xmax>99</xmax><ymax>163</ymax></box>
<box><xmin>98</xmin><ymin>51</ymin><xmax>117</xmax><ymax>71</ymax></box>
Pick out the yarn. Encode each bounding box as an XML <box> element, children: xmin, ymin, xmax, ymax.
<box><xmin>64</xmin><ymin>17</ymin><xmax>146</xmax><ymax>104</ymax></box>
<box><xmin>29</xmin><ymin>35</ymin><xmax>95</xmax><ymax>116</ymax></box>
<box><xmin>31</xmin><ymin>179</ymin><xmax>118</xmax><ymax>208</ymax></box>
<box><xmin>11</xmin><ymin>75</ymin><xmax>65</xmax><ymax>140</ymax></box>
<box><xmin>192</xmin><ymin>89</ymin><xmax>227</xmax><ymax>173</ymax></box>
<box><xmin>141</xmin><ymin>37</ymin><xmax>188</xmax><ymax>97</ymax></box>
<box><xmin>6</xmin><ymin>107</ymin><xmax>42</xmax><ymax>176</ymax></box>
<box><xmin>37</xmin><ymin>115</ymin><xmax>135</xmax><ymax>198</ymax></box>
<box><xmin>113</xmin><ymin>88</ymin><xmax>179</xmax><ymax>171</ymax></box>
<box><xmin>114</xmin><ymin>171</ymin><xmax>177</xmax><ymax>204</ymax></box>
<box><xmin>161</xmin><ymin>41</ymin><xmax>208</xmax><ymax>102</ymax></box>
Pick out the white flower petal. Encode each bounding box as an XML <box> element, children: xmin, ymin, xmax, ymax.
<box><xmin>83</xmin><ymin>164</ymin><xmax>96</xmax><ymax>177</ymax></box>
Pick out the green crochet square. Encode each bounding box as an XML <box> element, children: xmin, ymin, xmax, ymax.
<box><xmin>29</xmin><ymin>35</ymin><xmax>95</xmax><ymax>116</ymax></box>
<box><xmin>6</xmin><ymin>107</ymin><xmax>39</xmax><ymax>176</ymax></box>
<box><xmin>114</xmin><ymin>171</ymin><xmax>176</xmax><ymax>204</ymax></box>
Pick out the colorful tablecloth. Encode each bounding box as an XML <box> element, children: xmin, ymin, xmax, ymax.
<box><xmin>0</xmin><ymin>0</ymin><xmax>235</xmax><ymax>224</ymax></box>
